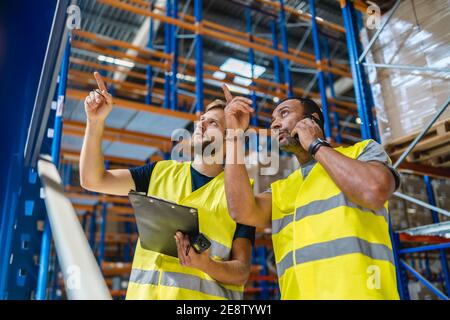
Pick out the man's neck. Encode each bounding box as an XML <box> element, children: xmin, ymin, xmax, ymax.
<box><xmin>292</xmin><ymin>150</ymin><xmax>314</xmax><ymax>166</ymax></box>
<box><xmin>191</xmin><ymin>156</ymin><xmax>223</xmax><ymax>177</ymax></box>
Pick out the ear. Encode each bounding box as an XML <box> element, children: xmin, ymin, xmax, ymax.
<box><xmin>311</xmin><ymin>112</ymin><xmax>320</xmax><ymax>121</ymax></box>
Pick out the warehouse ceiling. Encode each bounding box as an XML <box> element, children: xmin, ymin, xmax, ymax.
<box><xmin>64</xmin><ymin>0</ymin><xmax>357</xmax><ymax>161</ymax></box>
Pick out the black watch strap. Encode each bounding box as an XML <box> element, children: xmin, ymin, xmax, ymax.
<box><xmin>308</xmin><ymin>138</ymin><xmax>330</xmax><ymax>157</ymax></box>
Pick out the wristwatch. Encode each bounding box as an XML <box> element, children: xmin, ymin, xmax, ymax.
<box><xmin>308</xmin><ymin>138</ymin><xmax>331</xmax><ymax>157</ymax></box>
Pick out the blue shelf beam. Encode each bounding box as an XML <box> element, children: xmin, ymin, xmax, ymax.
<box><xmin>146</xmin><ymin>0</ymin><xmax>155</xmax><ymax>105</ymax></box>
<box><xmin>270</xmin><ymin>20</ymin><xmax>281</xmax><ymax>85</ymax></box>
<box><xmin>322</xmin><ymin>36</ymin><xmax>341</xmax><ymax>143</ymax></box>
<box><xmin>245</xmin><ymin>8</ymin><xmax>258</xmax><ymax>126</ymax></box>
<box><xmin>36</xmin><ymin>36</ymin><xmax>72</xmax><ymax>300</ymax></box>
<box><xmin>278</xmin><ymin>0</ymin><xmax>293</xmax><ymax>98</ymax></box>
<box><xmin>164</xmin><ymin>0</ymin><xmax>172</xmax><ymax>109</ymax></box>
<box><xmin>170</xmin><ymin>0</ymin><xmax>179</xmax><ymax>111</ymax></box>
<box><xmin>309</xmin><ymin>0</ymin><xmax>331</xmax><ymax>139</ymax></box>
<box><xmin>340</xmin><ymin>0</ymin><xmax>377</xmax><ymax>140</ymax></box>
<box><xmin>194</xmin><ymin>0</ymin><xmax>204</xmax><ymax>113</ymax></box>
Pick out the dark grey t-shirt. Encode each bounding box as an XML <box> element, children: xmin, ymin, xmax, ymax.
<box><xmin>265</xmin><ymin>140</ymin><xmax>400</xmax><ymax>193</ymax></box>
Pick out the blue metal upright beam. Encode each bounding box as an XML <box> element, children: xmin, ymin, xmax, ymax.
<box><xmin>309</xmin><ymin>0</ymin><xmax>331</xmax><ymax>139</ymax></box>
<box><xmin>323</xmin><ymin>36</ymin><xmax>341</xmax><ymax>143</ymax></box>
<box><xmin>424</xmin><ymin>175</ymin><xmax>450</xmax><ymax>296</ymax></box>
<box><xmin>170</xmin><ymin>0</ymin><xmax>179</xmax><ymax>111</ymax></box>
<box><xmin>98</xmin><ymin>161</ymin><xmax>109</xmax><ymax>267</ymax></box>
<box><xmin>89</xmin><ymin>206</ymin><xmax>98</xmax><ymax>250</ymax></box>
<box><xmin>278</xmin><ymin>0</ymin><xmax>293</xmax><ymax>98</ymax></box>
<box><xmin>146</xmin><ymin>1</ymin><xmax>155</xmax><ymax>105</ymax></box>
<box><xmin>355</xmin><ymin>0</ymin><xmax>410</xmax><ymax>293</ymax></box>
<box><xmin>341</xmin><ymin>0</ymin><xmax>375</xmax><ymax>139</ymax></box>
<box><xmin>355</xmin><ymin>10</ymin><xmax>379</xmax><ymax>142</ymax></box>
<box><xmin>164</xmin><ymin>0</ymin><xmax>172</xmax><ymax>109</ymax></box>
<box><xmin>194</xmin><ymin>0</ymin><xmax>204</xmax><ymax>113</ymax></box>
<box><xmin>36</xmin><ymin>36</ymin><xmax>71</xmax><ymax>300</ymax></box>
<box><xmin>245</xmin><ymin>9</ymin><xmax>257</xmax><ymax>127</ymax></box>
<box><xmin>98</xmin><ymin>203</ymin><xmax>108</xmax><ymax>266</ymax></box>
<box><xmin>391</xmin><ymin>226</ymin><xmax>410</xmax><ymax>300</ymax></box>
<box><xmin>270</xmin><ymin>20</ymin><xmax>281</xmax><ymax>85</ymax></box>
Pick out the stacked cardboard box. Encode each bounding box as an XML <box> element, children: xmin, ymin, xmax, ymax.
<box><xmin>433</xmin><ymin>179</ymin><xmax>450</xmax><ymax>222</ymax></box>
<box><xmin>362</xmin><ymin>0</ymin><xmax>450</xmax><ymax>146</ymax></box>
<box><xmin>389</xmin><ymin>174</ymin><xmax>435</xmax><ymax>230</ymax></box>
<box><xmin>389</xmin><ymin>197</ymin><xmax>409</xmax><ymax>230</ymax></box>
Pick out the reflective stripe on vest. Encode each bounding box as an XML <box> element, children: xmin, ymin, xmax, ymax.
<box><xmin>129</xmin><ymin>269</ymin><xmax>160</xmax><ymax>285</ymax></box>
<box><xmin>272</xmin><ymin>192</ymin><xmax>388</xmax><ymax>235</ymax></box>
<box><xmin>130</xmin><ymin>269</ymin><xmax>242</xmax><ymax>300</ymax></box>
<box><xmin>161</xmin><ymin>271</ymin><xmax>243</xmax><ymax>300</ymax></box>
<box><xmin>209</xmin><ymin>238</ymin><xmax>231</xmax><ymax>261</ymax></box>
<box><xmin>276</xmin><ymin>236</ymin><xmax>394</xmax><ymax>278</ymax></box>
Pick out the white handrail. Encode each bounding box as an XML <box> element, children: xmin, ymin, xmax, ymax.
<box><xmin>37</xmin><ymin>155</ymin><xmax>112</xmax><ymax>300</ymax></box>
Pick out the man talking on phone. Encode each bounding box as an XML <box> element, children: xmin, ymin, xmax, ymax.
<box><xmin>222</xmin><ymin>84</ymin><xmax>400</xmax><ymax>300</ymax></box>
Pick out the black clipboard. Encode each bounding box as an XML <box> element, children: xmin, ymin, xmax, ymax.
<box><xmin>128</xmin><ymin>191</ymin><xmax>199</xmax><ymax>257</ymax></box>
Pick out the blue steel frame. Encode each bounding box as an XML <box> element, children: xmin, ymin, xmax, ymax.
<box><xmin>245</xmin><ymin>8</ymin><xmax>258</xmax><ymax>127</ymax></box>
<box><xmin>308</xmin><ymin>0</ymin><xmax>331</xmax><ymax>139</ymax></box>
<box><xmin>36</xmin><ymin>36</ymin><xmax>72</xmax><ymax>300</ymax></box>
<box><xmin>278</xmin><ymin>0</ymin><xmax>293</xmax><ymax>98</ymax></box>
<box><xmin>340</xmin><ymin>0</ymin><xmax>377</xmax><ymax>140</ymax></box>
<box><xmin>194</xmin><ymin>0</ymin><xmax>204</xmax><ymax>113</ymax></box>
<box><xmin>146</xmin><ymin>0</ymin><xmax>155</xmax><ymax>105</ymax></box>
<box><xmin>98</xmin><ymin>161</ymin><xmax>110</xmax><ymax>267</ymax></box>
<box><xmin>340</xmin><ymin>0</ymin><xmax>450</xmax><ymax>300</ymax></box>
<box><xmin>322</xmin><ymin>36</ymin><xmax>342</xmax><ymax>143</ymax></box>
<box><xmin>170</xmin><ymin>0</ymin><xmax>179</xmax><ymax>111</ymax></box>
<box><xmin>270</xmin><ymin>20</ymin><xmax>282</xmax><ymax>86</ymax></box>
<box><xmin>164</xmin><ymin>0</ymin><xmax>172</xmax><ymax>109</ymax></box>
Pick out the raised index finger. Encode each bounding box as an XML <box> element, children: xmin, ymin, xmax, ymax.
<box><xmin>222</xmin><ymin>84</ymin><xmax>233</xmax><ymax>103</ymax></box>
<box><xmin>94</xmin><ymin>71</ymin><xmax>107</xmax><ymax>92</ymax></box>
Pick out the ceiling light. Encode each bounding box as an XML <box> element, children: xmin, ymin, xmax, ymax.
<box><xmin>98</xmin><ymin>55</ymin><xmax>135</xmax><ymax>68</ymax></box>
<box><xmin>219</xmin><ymin>58</ymin><xmax>266</xmax><ymax>79</ymax></box>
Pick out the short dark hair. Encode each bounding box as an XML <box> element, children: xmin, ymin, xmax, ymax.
<box><xmin>275</xmin><ymin>97</ymin><xmax>325</xmax><ymax>134</ymax></box>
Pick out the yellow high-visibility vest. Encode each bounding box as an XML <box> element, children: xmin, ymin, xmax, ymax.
<box><xmin>271</xmin><ymin>140</ymin><xmax>399</xmax><ymax>299</ymax></box>
<box><xmin>126</xmin><ymin>160</ymin><xmax>244</xmax><ymax>300</ymax></box>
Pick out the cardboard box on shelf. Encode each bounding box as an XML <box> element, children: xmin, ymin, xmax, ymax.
<box><xmin>362</xmin><ymin>0</ymin><xmax>450</xmax><ymax>165</ymax></box>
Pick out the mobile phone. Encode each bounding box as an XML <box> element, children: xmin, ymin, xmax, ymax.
<box><xmin>292</xmin><ymin>115</ymin><xmax>320</xmax><ymax>142</ymax></box>
<box><xmin>190</xmin><ymin>233</ymin><xmax>211</xmax><ymax>254</ymax></box>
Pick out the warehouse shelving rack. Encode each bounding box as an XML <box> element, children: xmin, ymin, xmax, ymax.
<box><xmin>1</xmin><ymin>0</ymin><xmax>449</xmax><ymax>300</ymax></box>
<box><xmin>338</xmin><ymin>0</ymin><xmax>450</xmax><ymax>300</ymax></box>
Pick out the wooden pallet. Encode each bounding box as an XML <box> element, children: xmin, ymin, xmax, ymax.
<box><xmin>384</xmin><ymin>119</ymin><xmax>450</xmax><ymax>167</ymax></box>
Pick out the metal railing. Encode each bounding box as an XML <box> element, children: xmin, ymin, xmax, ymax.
<box><xmin>37</xmin><ymin>155</ymin><xmax>111</xmax><ymax>300</ymax></box>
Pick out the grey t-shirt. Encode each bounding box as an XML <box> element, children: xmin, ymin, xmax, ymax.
<box><xmin>265</xmin><ymin>140</ymin><xmax>400</xmax><ymax>193</ymax></box>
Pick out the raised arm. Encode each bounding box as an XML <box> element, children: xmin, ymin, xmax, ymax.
<box><xmin>314</xmin><ymin>147</ymin><xmax>396</xmax><ymax>210</ymax></box>
<box><xmin>222</xmin><ymin>85</ymin><xmax>272</xmax><ymax>228</ymax></box>
<box><xmin>292</xmin><ymin>118</ymin><xmax>396</xmax><ymax>211</ymax></box>
<box><xmin>79</xmin><ymin>72</ymin><xmax>135</xmax><ymax>196</ymax></box>
<box><xmin>175</xmin><ymin>232</ymin><xmax>252</xmax><ymax>286</ymax></box>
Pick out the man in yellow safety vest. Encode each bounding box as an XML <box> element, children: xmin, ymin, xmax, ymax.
<box><xmin>79</xmin><ymin>72</ymin><xmax>255</xmax><ymax>300</ymax></box>
<box><xmin>222</xmin><ymin>84</ymin><xmax>400</xmax><ymax>300</ymax></box>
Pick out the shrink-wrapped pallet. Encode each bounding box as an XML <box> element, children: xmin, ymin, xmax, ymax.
<box><xmin>362</xmin><ymin>0</ymin><xmax>450</xmax><ymax>157</ymax></box>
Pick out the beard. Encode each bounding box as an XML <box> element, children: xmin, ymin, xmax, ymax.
<box><xmin>278</xmin><ymin>128</ymin><xmax>302</xmax><ymax>152</ymax></box>
<box><xmin>192</xmin><ymin>135</ymin><xmax>217</xmax><ymax>156</ymax></box>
